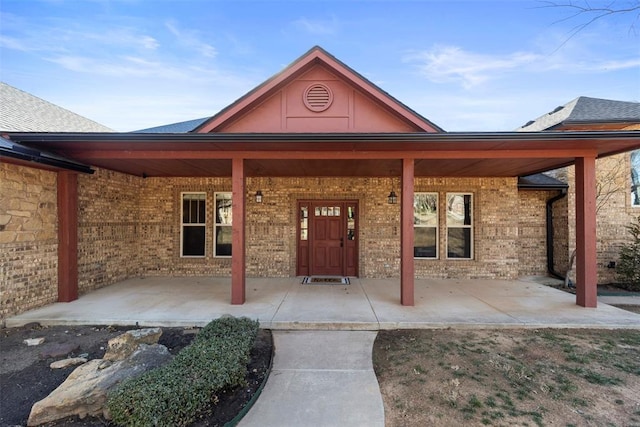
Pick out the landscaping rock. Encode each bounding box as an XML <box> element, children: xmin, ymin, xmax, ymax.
<box><xmin>103</xmin><ymin>327</ymin><xmax>162</xmax><ymax>361</ymax></box>
<box><xmin>50</xmin><ymin>357</ymin><xmax>88</xmax><ymax>369</ymax></box>
<box><xmin>27</xmin><ymin>343</ymin><xmax>172</xmax><ymax>426</ymax></box>
<box><xmin>40</xmin><ymin>342</ymin><xmax>80</xmax><ymax>359</ymax></box>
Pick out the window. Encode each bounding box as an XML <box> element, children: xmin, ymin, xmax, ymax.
<box><xmin>181</xmin><ymin>193</ymin><xmax>206</xmax><ymax>257</ymax></box>
<box><xmin>300</xmin><ymin>206</ymin><xmax>308</xmax><ymax>240</ymax></box>
<box><xmin>414</xmin><ymin>193</ymin><xmax>438</xmax><ymax>258</ymax></box>
<box><xmin>632</xmin><ymin>150</ymin><xmax>640</xmax><ymax>207</ymax></box>
<box><xmin>215</xmin><ymin>192</ymin><xmax>232</xmax><ymax>257</ymax></box>
<box><xmin>446</xmin><ymin>193</ymin><xmax>473</xmax><ymax>259</ymax></box>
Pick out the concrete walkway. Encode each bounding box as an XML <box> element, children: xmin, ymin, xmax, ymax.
<box><xmin>239</xmin><ymin>331</ymin><xmax>383</xmax><ymax>427</ymax></box>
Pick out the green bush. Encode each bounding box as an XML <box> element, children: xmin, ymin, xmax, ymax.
<box><xmin>616</xmin><ymin>216</ymin><xmax>640</xmax><ymax>291</ymax></box>
<box><xmin>107</xmin><ymin>316</ymin><xmax>259</xmax><ymax>426</ymax></box>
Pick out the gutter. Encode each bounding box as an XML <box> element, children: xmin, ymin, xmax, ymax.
<box><xmin>546</xmin><ymin>189</ymin><xmax>568</xmax><ymax>280</ymax></box>
<box><xmin>0</xmin><ymin>138</ymin><xmax>94</xmax><ymax>174</ymax></box>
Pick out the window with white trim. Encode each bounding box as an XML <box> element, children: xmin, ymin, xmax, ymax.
<box><xmin>446</xmin><ymin>193</ymin><xmax>473</xmax><ymax>259</ymax></box>
<box><xmin>631</xmin><ymin>150</ymin><xmax>639</xmax><ymax>207</ymax></box>
<box><xmin>181</xmin><ymin>192</ymin><xmax>206</xmax><ymax>257</ymax></box>
<box><xmin>215</xmin><ymin>192</ymin><xmax>232</xmax><ymax>257</ymax></box>
<box><xmin>414</xmin><ymin>193</ymin><xmax>438</xmax><ymax>258</ymax></box>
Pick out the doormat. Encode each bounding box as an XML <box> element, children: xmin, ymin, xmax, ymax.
<box><xmin>302</xmin><ymin>276</ymin><xmax>350</xmax><ymax>285</ymax></box>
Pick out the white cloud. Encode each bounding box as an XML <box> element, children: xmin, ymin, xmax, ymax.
<box><xmin>404</xmin><ymin>45</ymin><xmax>541</xmax><ymax>89</ymax></box>
<box><xmin>405</xmin><ymin>43</ymin><xmax>640</xmax><ymax>90</ymax></box>
<box><xmin>292</xmin><ymin>16</ymin><xmax>338</xmax><ymax>35</ymax></box>
<box><xmin>165</xmin><ymin>21</ymin><xmax>217</xmax><ymax>58</ymax></box>
<box><xmin>46</xmin><ymin>54</ymin><xmax>188</xmax><ymax>79</ymax></box>
<box><xmin>0</xmin><ymin>35</ymin><xmax>31</xmax><ymax>51</ymax></box>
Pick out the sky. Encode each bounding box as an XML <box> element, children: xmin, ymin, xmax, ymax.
<box><xmin>1</xmin><ymin>0</ymin><xmax>639</xmax><ymax>132</ymax></box>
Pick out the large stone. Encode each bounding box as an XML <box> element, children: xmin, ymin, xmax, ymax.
<box><xmin>103</xmin><ymin>328</ymin><xmax>162</xmax><ymax>361</ymax></box>
<box><xmin>50</xmin><ymin>357</ymin><xmax>88</xmax><ymax>369</ymax></box>
<box><xmin>40</xmin><ymin>342</ymin><xmax>80</xmax><ymax>359</ymax></box>
<box><xmin>27</xmin><ymin>343</ymin><xmax>172</xmax><ymax>426</ymax></box>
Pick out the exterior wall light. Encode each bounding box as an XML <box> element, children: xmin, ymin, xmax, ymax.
<box><xmin>388</xmin><ymin>191</ymin><xmax>398</xmax><ymax>204</ymax></box>
<box><xmin>255</xmin><ymin>190</ymin><xmax>263</xmax><ymax>203</ymax></box>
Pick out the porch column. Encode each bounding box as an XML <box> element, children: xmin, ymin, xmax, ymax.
<box><xmin>231</xmin><ymin>158</ymin><xmax>246</xmax><ymax>304</ymax></box>
<box><xmin>57</xmin><ymin>171</ymin><xmax>78</xmax><ymax>302</ymax></box>
<box><xmin>575</xmin><ymin>156</ymin><xmax>598</xmax><ymax>308</ymax></box>
<box><xmin>401</xmin><ymin>158</ymin><xmax>415</xmax><ymax>306</ymax></box>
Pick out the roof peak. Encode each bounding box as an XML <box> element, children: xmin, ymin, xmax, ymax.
<box><xmin>517</xmin><ymin>95</ymin><xmax>639</xmax><ymax>131</ymax></box>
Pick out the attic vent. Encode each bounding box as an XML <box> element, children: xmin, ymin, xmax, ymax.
<box><xmin>549</xmin><ymin>106</ymin><xmax>564</xmax><ymax>115</ymax></box>
<box><xmin>303</xmin><ymin>83</ymin><xmax>333</xmax><ymax>112</ymax></box>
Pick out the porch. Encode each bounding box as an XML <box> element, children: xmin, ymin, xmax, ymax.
<box><xmin>6</xmin><ymin>277</ymin><xmax>640</xmax><ymax>329</ymax></box>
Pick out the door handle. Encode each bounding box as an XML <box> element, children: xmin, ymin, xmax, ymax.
<box><xmin>340</xmin><ymin>237</ymin><xmax>344</xmax><ymax>247</ymax></box>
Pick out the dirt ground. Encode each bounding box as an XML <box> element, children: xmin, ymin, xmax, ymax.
<box><xmin>374</xmin><ymin>327</ymin><xmax>640</xmax><ymax>426</ymax></box>
<box><xmin>0</xmin><ymin>323</ymin><xmax>272</xmax><ymax>427</ymax></box>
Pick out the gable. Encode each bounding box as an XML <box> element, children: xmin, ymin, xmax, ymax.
<box><xmin>218</xmin><ymin>64</ymin><xmax>422</xmax><ymax>133</ymax></box>
<box><xmin>196</xmin><ymin>46</ymin><xmax>442</xmax><ymax>134</ymax></box>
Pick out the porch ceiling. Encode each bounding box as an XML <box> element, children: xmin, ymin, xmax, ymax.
<box><xmin>84</xmin><ymin>158</ymin><xmax>578</xmax><ymax>178</ymax></box>
<box><xmin>6</xmin><ymin>131</ymin><xmax>639</xmax><ymax>178</ymax></box>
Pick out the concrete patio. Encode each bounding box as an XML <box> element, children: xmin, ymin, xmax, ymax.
<box><xmin>6</xmin><ymin>276</ymin><xmax>640</xmax><ymax>329</ymax></box>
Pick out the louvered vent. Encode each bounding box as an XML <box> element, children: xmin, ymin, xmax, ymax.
<box><xmin>303</xmin><ymin>83</ymin><xmax>333</xmax><ymax>112</ymax></box>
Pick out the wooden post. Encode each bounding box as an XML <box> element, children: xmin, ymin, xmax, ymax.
<box><xmin>57</xmin><ymin>171</ymin><xmax>78</xmax><ymax>302</ymax></box>
<box><xmin>575</xmin><ymin>156</ymin><xmax>598</xmax><ymax>308</ymax></box>
<box><xmin>401</xmin><ymin>158</ymin><xmax>415</xmax><ymax>306</ymax></box>
<box><xmin>231</xmin><ymin>158</ymin><xmax>246</xmax><ymax>304</ymax></box>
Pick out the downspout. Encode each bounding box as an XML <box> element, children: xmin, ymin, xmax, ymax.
<box><xmin>546</xmin><ymin>189</ymin><xmax>567</xmax><ymax>280</ymax></box>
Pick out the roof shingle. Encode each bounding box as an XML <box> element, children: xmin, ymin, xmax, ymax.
<box><xmin>0</xmin><ymin>82</ymin><xmax>113</xmax><ymax>132</ymax></box>
<box><xmin>516</xmin><ymin>96</ymin><xmax>640</xmax><ymax>131</ymax></box>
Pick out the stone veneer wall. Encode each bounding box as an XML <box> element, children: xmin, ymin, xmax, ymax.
<box><xmin>0</xmin><ymin>163</ymin><xmax>58</xmax><ymax>321</ymax></box>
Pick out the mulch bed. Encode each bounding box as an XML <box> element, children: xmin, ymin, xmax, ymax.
<box><xmin>0</xmin><ymin>324</ymin><xmax>272</xmax><ymax>426</ymax></box>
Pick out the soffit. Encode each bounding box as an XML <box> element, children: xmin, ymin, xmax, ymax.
<box><xmin>6</xmin><ymin>131</ymin><xmax>639</xmax><ymax>178</ymax></box>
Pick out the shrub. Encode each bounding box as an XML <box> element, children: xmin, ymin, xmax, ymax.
<box><xmin>107</xmin><ymin>316</ymin><xmax>259</xmax><ymax>426</ymax></box>
<box><xmin>616</xmin><ymin>216</ymin><xmax>640</xmax><ymax>291</ymax></box>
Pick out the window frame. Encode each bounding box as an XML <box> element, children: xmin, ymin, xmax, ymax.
<box><xmin>180</xmin><ymin>192</ymin><xmax>207</xmax><ymax>258</ymax></box>
<box><xmin>413</xmin><ymin>192</ymin><xmax>439</xmax><ymax>259</ymax></box>
<box><xmin>445</xmin><ymin>192</ymin><xmax>474</xmax><ymax>260</ymax></box>
<box><xmin>214</xmin><ymin>191</ymin><xmax>233</xmax><ymax>258</ymax></box>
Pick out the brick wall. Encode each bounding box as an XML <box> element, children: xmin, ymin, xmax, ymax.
<box><xmin>2</xmin><ymin>166</ymin><xmax>546</xmax><ymax>321</ymax></box>
<box><xmin>137</xmin><ymin>177</ymin><xmax>233</xmax><ymax>276</ymax></box>
<box><xmin>413</xmin><ymin>177</ymin><xmax>520</xmax><ymax>279</ymax></box>
<box><xmin>77</xmin><ymin>168</ymin><xmax>143</xmax><ymax>293</ymax></box>
<box><xmin>0</xmin><ymin>163</ymin><xmax>58</xmax><ymax>322</ymax></box>
<box><xmin>517</xmin><ymin>190</ymin><xmax>549</xmax><ymax>276</ymax></box>
<box><xmin>562</xmin><ymin>153</ymin><xmax>639</xmax><ymax>284</ymax></box>
<box><xmin>516</xmin><ymin>189</ymin><xmax>569</xmax><ymax>277</ymax></box>
<box><xmin>130</xmin><ymin>176</ymin><xmax>522</xmax><ymax>280</ymax></box>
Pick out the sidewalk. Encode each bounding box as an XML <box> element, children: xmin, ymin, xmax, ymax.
<box><xmin>238</xmin><ymin>331</ymin><xmax>384</xmax><ymax>427</ymax></box>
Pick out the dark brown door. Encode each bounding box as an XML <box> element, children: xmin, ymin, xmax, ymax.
<box><xmin>297</xmin><ymin>201</ymin><xmax>358</xmax><ymax>277</ymax></box>
<box><xmin>312</xmin><ymin>212</ymin><xmax>343</xmax><ymax>275</ymax></box>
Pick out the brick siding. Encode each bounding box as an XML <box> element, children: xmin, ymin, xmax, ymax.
<box><xmin>6</xmin><ymin>164</ymin><xmax>603</xmax><ymax>322</ymax></box>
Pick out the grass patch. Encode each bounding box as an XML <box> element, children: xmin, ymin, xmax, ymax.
<box><xmin>374</xmin><ymin>329</ymin><xmax>640</xmax><ymax>426</ymax></box>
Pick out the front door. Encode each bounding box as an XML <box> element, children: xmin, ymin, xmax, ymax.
<box><xmin>297</xmin><ymin>201</ymin><xmax>358</xmax><ymax>277</ymax></box>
